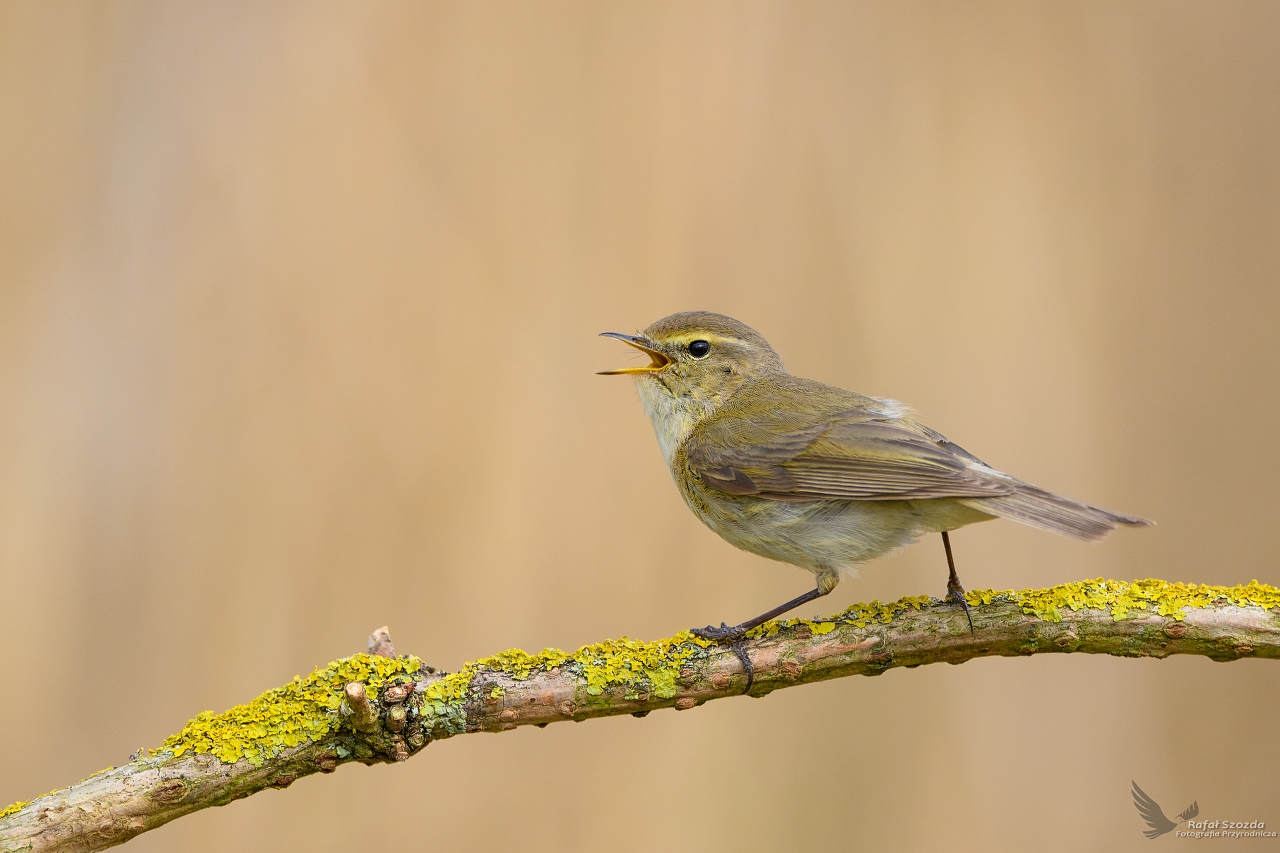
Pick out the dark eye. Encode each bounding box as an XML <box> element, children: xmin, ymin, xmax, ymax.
<box><xmin>688</xmin><ymin>340</ymin><xmax>711</xmax><ymax>358</ymax></box>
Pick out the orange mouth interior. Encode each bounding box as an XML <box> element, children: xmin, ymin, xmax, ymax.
<box><xmin>597</xmin><ymin>333</ymin><xmax>672</xmax><ymax>374</ymax></box>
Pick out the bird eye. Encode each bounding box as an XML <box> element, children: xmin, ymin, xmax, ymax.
<box><xmin>688</xmin><ymin>340</ymin><xmax>711</xmax><ymax>358</ymax></box>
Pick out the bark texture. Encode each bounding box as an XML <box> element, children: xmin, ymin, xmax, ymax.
<box><xmin>2</xmin><ymin>579</ymin><xmax>1278</xmax><ymax>852</ymax></box>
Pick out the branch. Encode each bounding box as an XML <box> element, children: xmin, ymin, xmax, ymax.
<box><xmin>3</xmin><ymin>578</ymin><xmax>1278</xmax><ymax>852</ymax></box>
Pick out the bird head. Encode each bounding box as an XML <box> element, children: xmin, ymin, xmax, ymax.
<box><xmin>598</xmin><ymin>311</ymin><xmax>785</xmax><ymax>406</ymax></box>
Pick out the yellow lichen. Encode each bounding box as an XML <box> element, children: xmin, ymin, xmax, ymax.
<box><xmin>0</xmin><ymin>786</ymin><xmax>64</xmax><ymax>821</ymax></box>
<box><xmin>0</xmin><ymin>800</ymin><xmax>28</xmax><ymax>819</ymax></box>
<box><xmin>432</xmin><ymin>632</ymin><xmax>713</xmax><ymax>701</ymax></box>
<box><xmin>414</xmin><ymin>578</ymin><xmax>1280</xmax><ymax>731</ymax></box>
<box><xmin>416</xmin><ymin>631</ymin><xmax>715</xmax><ymax>734</ymax></box>
<box><xmin>155</xmin><ymin>653</ymin><xmax>422</xmax><ymax>766</ymax></box>
<box><xmin>747</xmin><ymin>594</ymin><xmax>935</xmax><ymax>638</ymax></box>
<box><xmin>967</xmin><ymin>578</ymin><xmax>1280</xmax><ymax>623</ymax></box>
<box><xmin>739</xmin><ymin>579</ymin><xmax>1280</xmax><ymax>638</ymax></box>
<box><xmin>7</xmin><ymin>575</ymin><xmax>1271</xmax><ymax>810</ymax></box>
<box><xmin>569</xmin><ymin>633</ymin><xmax>711</xmax><ymax>698</ymax></box>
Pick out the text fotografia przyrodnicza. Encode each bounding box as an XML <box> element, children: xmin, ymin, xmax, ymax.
<box><xmin>1178</xmin><ymin>820</ymin><xmax>1275</xmax><ymax>840</ymax></box>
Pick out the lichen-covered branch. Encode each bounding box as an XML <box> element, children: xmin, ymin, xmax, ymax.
<box><xmin>3</xmin><ymin>578</ymin><xmax>1279</xmax><ymax>852</ymax></box>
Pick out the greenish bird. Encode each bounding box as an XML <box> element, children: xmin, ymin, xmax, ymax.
<box><xmin>599</xmin><ymin>311</ymin><xmax>1151</xmax><ymax>649</ymax></box>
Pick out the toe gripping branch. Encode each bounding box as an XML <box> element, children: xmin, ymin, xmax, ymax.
<box><xmin>691</xmin><ymin>622</ymin><xmax>756</xmax><ymax>693</ymax></box>
<box><xmin>728</xmin><ymin>639</ymin><xmax>755</xmax><ymax>692</ymax></box>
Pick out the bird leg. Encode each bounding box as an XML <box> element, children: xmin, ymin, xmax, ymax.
<box><xmin>692</xmin><ymin>584</ymin><xmax>833</xmax><ymax>641</ymax></box>
<box><xmin>941</xmin><ymin>531</ymin><xmax>975</xmax><ymax>635</ymax></box>
<box><xmin>691</xmin><ymin>582</ymin><xmax>835</xmax><ymax>693</ymax></box>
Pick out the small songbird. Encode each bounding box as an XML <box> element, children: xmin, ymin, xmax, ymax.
<box><xmin>599</xmin><ymin>311</ymin><xmax>1151</xmax><ymax>643</ymax></box>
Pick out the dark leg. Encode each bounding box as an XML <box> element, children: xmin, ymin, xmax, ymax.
<box><xmin>691</xmin><ymin>584</ymin><xmax>832</xmax><ymax>642</ymax></box>
<box><xmin>691</xmin><ymin>583</ymin><xmax>835</xmax><ymax>694</ymax></box>
<box><xmin>942</xmin><ymin>531</ymin><xmax>975</xmax><ymax>635</ymax></box>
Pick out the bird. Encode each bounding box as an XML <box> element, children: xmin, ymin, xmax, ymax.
<box><xmin>1132</xmin><ymin>781</ymin><xmax>1198</xmax><ymax>839</ymax></box>
<box><xmin>599</xmin><ymin>311</ymin><xmax>1152</xmax><ymax>651</ymax></box>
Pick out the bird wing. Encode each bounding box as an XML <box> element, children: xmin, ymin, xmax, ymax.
<box><xmin>1131</xmin><ymin>782</ymin><xmax>1177</xmax><ymax>838</ymax></box>
<box><xmin>1178</xmin><ymin>801</ymin><xmax>1200</xmax><ymax>822</ymax></box>
<box><xmin>684</xmin><ymin>402</ymin><xmax>1014</xmax><ymax>502</ymax></box>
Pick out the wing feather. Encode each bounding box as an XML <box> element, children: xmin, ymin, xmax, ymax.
<box><xmin>685</xmin><ymin>405</ymin><xmax>1013</xmax><ymax>502</ymax></box>
<box><xmin>681</xmin><ymin>376</ymin><xmax>1152</xmax><ymax>537</ymax></box>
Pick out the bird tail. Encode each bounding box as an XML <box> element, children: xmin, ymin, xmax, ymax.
<box><xmin>961</xmin><ymin>482</ymin><xmax>1153</xmax><ymax>542</ymax></box>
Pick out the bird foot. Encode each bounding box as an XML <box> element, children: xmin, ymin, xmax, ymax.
<box><xmin>945</xmin><ymin>581</ymin><xmax>976</xmax><ymax>636</ymax></box>
<box><xmin>690</xmin><ymin>623</ymin><xmax>755</xmax><ymax>693</ymax></box>
<box><xmin>691</xmin><ymin>622</ymin><xmax>745</xmax><ymax>642</ymax></box>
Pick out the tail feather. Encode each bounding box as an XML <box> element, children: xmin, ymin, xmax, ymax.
<box><xmin>962</xmin><ymin>482</ymin><xmax>1153</xmax><ymax>542</ymax></box>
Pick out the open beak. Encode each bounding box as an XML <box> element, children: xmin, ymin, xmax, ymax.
<box><xmin>597</xmin><ymin>332</ymin><xmax>672</xmax><ymax>375</ymax></box>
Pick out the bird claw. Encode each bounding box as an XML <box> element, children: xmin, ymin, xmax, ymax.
<box><xmin>729</xmin><ymin>639</ymin><xmax>755</xmax><ymax>693</ymax></box>
<box><xmin>945</xmin><ymin>584</ymin><xmax>976</xmax><ymax>636</ymax></box>
<box><xmin>689</xmin><ymin>623</ymin><xmax>754</xmax><ymax>693</ymax></box>
<box><xmin>690</xmin><ymin>622</ymin><xmax>745</xmax><ymax>642</ymax></box>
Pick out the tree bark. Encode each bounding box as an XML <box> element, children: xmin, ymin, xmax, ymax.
<box><xmin>2</xmin><ymin>578</ymin><xmax>1278</xmax><ymax>852</ymax></box>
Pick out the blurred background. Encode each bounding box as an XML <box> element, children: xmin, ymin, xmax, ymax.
<box><xmin>2</xmin><ymin>2</ymin><xmax>1278</xmax><ymax>850</ymax></box>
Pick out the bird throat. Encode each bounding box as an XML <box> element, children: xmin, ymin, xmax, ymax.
<box><xmin>634</xmin><ymin>375</ymin><xmax>719</xmax><ymax>469</ymax></box>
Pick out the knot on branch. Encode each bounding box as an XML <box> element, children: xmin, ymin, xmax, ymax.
<box><xmin>335</xmin><ymin>627</ymin><xmax>433</xmax><ymax>762</ymax></box>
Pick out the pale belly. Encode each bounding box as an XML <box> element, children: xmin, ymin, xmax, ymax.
<box><xmin>681</xmin><ymin>481</ymin><xmax>995</xmax><ymax>578</ymax></box>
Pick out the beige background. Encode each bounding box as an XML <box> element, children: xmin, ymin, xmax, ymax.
<box><xmin>2</xmin><ymin>2</ymin><xmax>1278</xmax><ymax>850</ymax></box>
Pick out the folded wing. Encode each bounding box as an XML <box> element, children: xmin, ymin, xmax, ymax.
<box><xmin>685</xmin><ymin>387</ymin><xmax>1152</xmax><ymax>541</ymax></box>
<box><xmin>685</xmin><ymin>407</ymin><xmax>1013</xmax><ymax>502</ymax></box>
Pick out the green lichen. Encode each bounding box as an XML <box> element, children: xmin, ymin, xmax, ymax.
<box><xmin>410</xmin><ymin>578</ymin><xmax>1278</xmax><ymax>738</ymax></box>
<box><xmin>6</xmin><ymin>576</ymin><xmax>1273</xmax><ymax>820</ymax></box>
<box><xmin>416</xmin><ymin>632</ymin><xmax>715</xmax><ymax>735</ymax></box>
<box><xmin>967</xmin><ymin>578</ymin><xmax>1280</xmax><ymax>623</ymax></box>
<box><xmin>147</xmin><ymin>579</ymin><xmax>1276</xmax><ymax>759</ymax></box>
<box><xmin>569</xmin><ymin>633</ymin><xmax>711</xmax><ymax>698</ymax></box>
<box><xmin>155</xmin><ymin>653</ymin><xmax>422</xmax><ymax>766</ymax></box>
<box><xmin>4</xmin><ymin>631</ymin><xmax>744</xmax><ymax>817</ymax></box>
<box><xmin>742</xmin><ymin>578</ymin><xmax>1280</xmax><ymax>638</ymax></box>
<box><xmin>746</xmin><ymin>594</ymin><xmax>936</xmax><ymax>638</ymax></box>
